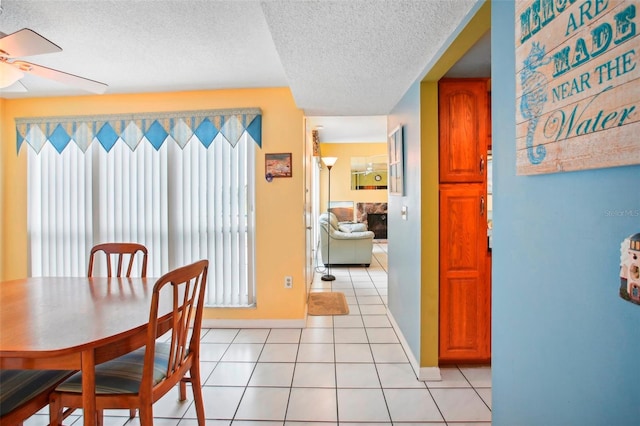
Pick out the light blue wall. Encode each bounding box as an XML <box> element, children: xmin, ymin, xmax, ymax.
<box><xmin>387</xmin><ymin>81</ymin><xmax>422</xmax><ymax>361</ymax></box>
<box><xmin>492</xmin><ymin>2</ymin><xmax>640</xmax><ymax>425</ymax></box>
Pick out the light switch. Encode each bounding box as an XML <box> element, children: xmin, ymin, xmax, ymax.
<box><xmin>401</xmin><ymin>205</ymin><xmax>408</xmax><ymax>220</ymax></box>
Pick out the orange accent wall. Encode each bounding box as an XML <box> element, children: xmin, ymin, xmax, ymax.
<box><xmin>0</xmin><ymin>88</ymin><xmax>307</xmax><ymax>320</ymax></box>
<box><xmin>0</xmin><ymin>97</ymin><xmax>6</xmax><ymax>280</ymax></box>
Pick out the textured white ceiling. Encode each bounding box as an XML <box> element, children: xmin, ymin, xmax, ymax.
<box><xmin>307</xmin><ymin>115</ymin><xmax>388</xmax><ymax>143</ymax></box>
<box><xmin>0</xmin><ymin>1</ymin><xmax>288</xmax><ymax>95</ymax></box>
<box><xmin>0</xmin><ymin>0</ymin><xmax>480</xmax><ymax>119</ymax></box>
<box><xmin>262</xmin><ymin>0</ymin><xmax>477</xmax><ymax>115</ymax></box>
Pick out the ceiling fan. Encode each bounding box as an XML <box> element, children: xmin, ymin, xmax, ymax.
<box><xmin>0</xmin><ymin>28</ymin><xmax>107</xmax><ymax>93</ymax></box>
<box><xmin>353</xmin><ymin>167</ymin><xmax>386</xmax><ymax>176</ymax></box>
<box><xmin>352</xmin><ymin>155</ymin><xmax>388</xmax><ymax>175</ymax></box>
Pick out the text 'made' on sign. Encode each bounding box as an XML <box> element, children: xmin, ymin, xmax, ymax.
<box><xmin>516</xmin><ymin>0</ymin><xmax>640</xmax><ymax>175</ymax></box>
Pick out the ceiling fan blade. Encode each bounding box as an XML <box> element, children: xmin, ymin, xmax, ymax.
<box><xmin>0</xmin><ymin>28</ymin><xmax>62</xmax><ymax>58</ymax></box>
<box><xmin>15</xmin><ymin>61</ymin><xmax>108</xmax><ymax>94</ymax></box>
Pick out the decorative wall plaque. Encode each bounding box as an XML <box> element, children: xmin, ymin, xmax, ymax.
<box><xmin>516</xmin><ymin>1</ymin><xmax>640</xmax><ymax>175</ymax></box>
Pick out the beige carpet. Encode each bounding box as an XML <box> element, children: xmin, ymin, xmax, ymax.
<box><xmin>308</xmin><ymin>292</ymin><xmax>349</xmax><ymax>316</ymax></box>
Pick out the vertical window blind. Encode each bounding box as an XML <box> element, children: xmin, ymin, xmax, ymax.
<box><xmin>18</xmin><ymin>109</ymin><xmax>260</xmax><ymax>307</ymax></box>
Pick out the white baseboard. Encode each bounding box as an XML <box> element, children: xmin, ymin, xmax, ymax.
<box><xmin>386</xmin><ymin>310</ymin><xmax>441</xmax><ymax>382</ymax></box>
<box><xmin>202</xmin><ymin>318</ymin><xmax>307</xmax><ymax>329</ymax></box>
<box><xmin>418</xmin><ymin>366</ymin><xmax>442</xmax><ymax>381</ymax></box>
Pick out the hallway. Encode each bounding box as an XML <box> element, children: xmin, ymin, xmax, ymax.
<box><xmin>27</xmin><ymin>243</ymin><xmax>491</xmax><ymax>425</ymax></box>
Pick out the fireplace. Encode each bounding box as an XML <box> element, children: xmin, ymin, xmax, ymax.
<box><xmin>366</xmin><ymin>213</ymin><xmax>387</xmax><ymax>239</ymax></box>
<box><xmin>356</xmin><ymin>202</ymin><xmax>388</xmax><ymax>240</ymax></box>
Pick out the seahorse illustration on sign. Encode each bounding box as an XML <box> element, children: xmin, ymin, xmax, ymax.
<box><xmin>520</xmin><ymin>42</ymin><xmax>551</xmax><ymax>165</ymax></box>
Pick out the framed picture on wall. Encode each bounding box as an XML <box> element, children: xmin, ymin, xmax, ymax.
<box><xmin>388</xmin><ymin>125</ymin><xmax>404</xmax><ymax>195</ymax></box>
<box><xmin>265</xmin><ymin>153</ymin><xmax>292</xmax><ymax>178</ymax></box>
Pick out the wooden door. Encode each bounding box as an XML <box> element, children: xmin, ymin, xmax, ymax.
<box><xmin>439</xmin><ymin>184</ymin><xmax>490</xmax><ymax>362</ymax></box>
<box><xmin>438</xmin><ymin>78</ymin><xmax>491</xmax><ymax>363</ymax></box>
<box><xmin>438</xmin><ymin>79</ymin><xmax>487</xmax><ymax>183</ymax></box>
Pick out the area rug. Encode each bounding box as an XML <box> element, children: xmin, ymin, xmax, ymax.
<box><xmin>308</xmin><ymin>292</ymin><xmax>349</xmax><ymax>316</ymax></box>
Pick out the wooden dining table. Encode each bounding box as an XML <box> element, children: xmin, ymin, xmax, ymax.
<box><xmin>0</xmin><ymin>276</ymin><xmax>169</xmax><ymax>426</ymax></box>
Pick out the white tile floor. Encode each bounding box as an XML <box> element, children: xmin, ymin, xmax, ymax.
<box><xmin>27</xmin><ymin>242</ymin><xmax>492</xmax><ymax>425</ymax></box>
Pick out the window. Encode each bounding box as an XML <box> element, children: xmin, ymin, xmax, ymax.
<box><xmin>21</xmin><ymin>109</ymin><xmax>259</xmax><ymax>307</ymax></box>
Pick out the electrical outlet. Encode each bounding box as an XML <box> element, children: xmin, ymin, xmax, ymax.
<box><xmin>284</xmin><ymin>276</ymin><xmax>293</xmax><ymax>288</ymax></box>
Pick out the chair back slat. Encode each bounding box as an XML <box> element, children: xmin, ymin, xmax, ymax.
<box><xmin>49</xmin><ymin>258</ymin><xmax>208</xmax><ymax>425</ymax></box>
<box><xmin>88</xmin><ymin>243</ymin><xmax>148</xmax><ymax>277</ymax></box>
<box><xmin>142</xmin><ymin>260</ymin><xmax>208</xmax><ymax>392</ymax></box>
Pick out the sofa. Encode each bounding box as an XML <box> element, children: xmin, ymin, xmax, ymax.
<box><xmin>319</xmin><ymin>212</ymin><xmax>375</xmax><ymax>267</ymax></box>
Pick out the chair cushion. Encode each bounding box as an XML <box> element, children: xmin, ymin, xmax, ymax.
<box><xmin>0</xmin><ymin>369</ymin><xmax>73</xmax><ymax>416</ymax></box>
<box><xmin>338</xmin><ymin>223</ymin><xmax>367</xmax><ymax>233</ymax></box>
<box><xmin>338</xmin><ymin>224</ymin><xmax>353</xmax><ymax>233</ymax></box>
<box><xmin>55</xmin><ymin>343</ymin><xmax>171</xmax><ymax>395</ymax></box>
<box><xmin>328</xmin><ymin>212</ymin><xmax>340</xmax><ymax>229</ymax></box>
<box><xmin>319</xmin><ymin>212</ymin><xmax>339</xmax><ymax>230</ymax></box>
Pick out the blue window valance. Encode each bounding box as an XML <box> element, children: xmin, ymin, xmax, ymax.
<box><xmin>16</xmin><ymin>108</ymin><xmax>262</xmax><ymax>154</ymax></box>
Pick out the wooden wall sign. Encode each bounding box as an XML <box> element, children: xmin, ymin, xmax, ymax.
<box><xmin>516</xmin><ymin>0</ymin><xmax>640</xmax><ymax>175</ymax></box>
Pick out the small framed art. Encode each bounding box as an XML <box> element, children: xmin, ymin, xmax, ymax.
<box><xmin>265</xmin><ymin>153</ymin><xmax>292</xmax><ymax>178</ymax></box>
<box><xmin>388</xmin><ymin>125</ymin><xmax>404</xmax><ymax>195</ymax></box>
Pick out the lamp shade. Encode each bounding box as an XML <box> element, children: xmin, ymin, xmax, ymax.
<box><xmin>322</xmin><ymin>156</ymin><xmax>338</xmax><ymax>167</ymax></box>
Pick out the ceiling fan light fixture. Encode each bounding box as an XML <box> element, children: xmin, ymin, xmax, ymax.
<box><xmin>0</xmin><ymin>28</ymin><xmax>107</xmax><ymax>93</ymax></box>
<box><xmin>14</xmin><ymin>60</ymin><xmax>33</xmax><ymax>72</ymax></box>
<box><xmin>0</xmin><ymin>60</ymin><xmax>24</xmax><ymax>88</ymax></box>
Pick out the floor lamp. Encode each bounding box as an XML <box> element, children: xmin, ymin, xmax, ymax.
<box><xmin>321</xmin><ymin>156</ymin><xmax>338</xmax><ymax>282</ymax></box>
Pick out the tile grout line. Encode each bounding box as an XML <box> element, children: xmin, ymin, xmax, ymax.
<box><xmin>355</xmin><ymin>265</ymin><xmax>395</xmax><ymax>424</ymax></box>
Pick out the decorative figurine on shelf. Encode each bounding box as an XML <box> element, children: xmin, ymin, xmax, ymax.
<box><xmin>619</xmin><ymin>232</ymin><xmax>640</xmax><ymax>305</ymax></box>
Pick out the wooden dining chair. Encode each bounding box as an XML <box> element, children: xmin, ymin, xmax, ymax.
<box><xmin>88</xmin><ymin>242</ymin><xmax>148</xmax><ymax>277</ymax></box>
<box><xmin>49</xmin><ymin>259</ymin><xmax>209</xmax><ymax>426</ymax></box>
<box><xmin>0</xmin><ymin>369</ymin><xmax>74</xmax><ymax>425</ymax></box>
